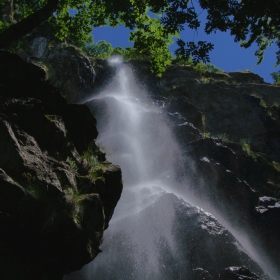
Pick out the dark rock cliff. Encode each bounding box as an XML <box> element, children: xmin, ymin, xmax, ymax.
<box><xmin>16</xmin><ymin>24</ymin><xmax>115</xmax><ymax>104</ymax></box>
<box><xmin>129</xmin><ymin>61</ymin><xmax>280</xmax><ymax>276</ymax></box>
<box><xmin>0</xmin><ymin>50</ymin><xmax>122</xmax><ymax>279</ymax></box>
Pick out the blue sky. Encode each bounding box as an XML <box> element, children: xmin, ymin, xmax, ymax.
<box><xmin>91</xmin><ymin>5</ymin><xmax>280</xmax><ymax>84</ymax></box>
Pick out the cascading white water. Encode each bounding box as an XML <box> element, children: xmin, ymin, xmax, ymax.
<box><xmin>93</xmin><ymin>62</ymin><xmax>182</xmax><ymax>187</ymax></box>
<box><xmin>90</xmin><ymin>58</ymin><xmax>183</xmax><ymax>277</ymax></box>
<box><xmin>65</xmin><ymin>57</ymin><xmax>277</xmax><ymax>280</ymax></box>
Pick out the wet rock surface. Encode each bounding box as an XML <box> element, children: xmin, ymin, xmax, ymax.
<box><xmin>16</xmin><ymin>24</ymin><xmax>96</xmax><ymax>103</ymax></box>
<box><xmin>219</xmin><ymin>266</ymin><xmax>261</xmax><ymax>279</ymax></box>
<box><xmin>130</xmin><ymin>61</ymin><xmax>280</xmax><ymax>277</ymax></box>
<box><xmin>17</xmin><ymin>24</ymin><xmax>117</xmax><ymax>104</ymax></box>
<box><xmin>0</xmin><ymin>51</ymin><xmax>122</xmax><ymax>279</ymax></box>
<box><xmin>67</xmin><ymin>192</ymin><xmax>270</xmax><ymax>279</ymax></box>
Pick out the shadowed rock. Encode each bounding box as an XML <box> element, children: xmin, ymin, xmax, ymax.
<box><xmin>0</xmin><ymin>50</ymin><xmax>122</xmax><ymax>279</ymax></box>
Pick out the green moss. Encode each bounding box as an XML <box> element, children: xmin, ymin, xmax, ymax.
<box><xmin>259</xmin><ymin>99</ymin><xmax>267</xmax><ymax>108</ymax></box>
<box><xmin>66</xmin><ymin>157</ymin><xmax>78</xmax><ymax>172</ymax></box>
<box><xmin>272</xmin><ymin>161</ymin><xmax>280</xmax><ymax>173</ymax></box>
<box><xmin>31</xmin><ymin>60</ymin><xmax>54</xmax><ymax>80</ymax></box>
<box><xmin>22</xmin><ymin>172</ymin><xmax>46</xmax><ymax>200</ymax></box>
<box><xmin>250</xmin><ymin>92</ymin><xmax>262</xmax><ymax>99</ymax></box>
<box><xmin>217</xmin><ymin>133</ymin><xmax>229</xmax><ymax>142</ymax></box>
<box><xmin>240</xmin><ymin>139</ymin><xmax>257</xmax><ymax>159</ymax></box>
<box><xmin>88</xmin><ymin>163</ymin><xmax>109</xmax><ymax>181</ymax></box>
<box><xmin>44</xmin><ymin>114</ymin><xmax>58</xmax><ymax>121</ymax></box>
<box><xmin>202</xmin><ymin>132</ymin><xmax>211</xmax><ymax>138</ymax></box>
<box><xmin>64</xmin><ymin>187</ymin><xmax>99</xmax><ymax>226</ymax></box>
<box><xmin>201</xmin><ymin>114</ymin><xmax>206</xmax><ymax>128</ymax></box>
<box><xmin>81</xmin><ymin>142</ymin><xmax>99</xmax><ymax>167</ymax></box>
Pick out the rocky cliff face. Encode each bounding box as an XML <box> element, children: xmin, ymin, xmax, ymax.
<box><xmin>0</xmin><ymin>50</ymin><xmax>122</xmax><ymax>279</ymax></box>
<box><xmin>63</xmin><ymin>60</ymin><xmax>280</xmax><ymax>280</ymax></box>
<box><xmin>16</xmin><ymin>24</ymin><xmax>114</xmax><ymax>104</ymax></box>
<box><xmin>130</xmin><ymin>61</ymin><xmax>280</xmax><ymax>276</ymax></box>
<box><xmin>3</xmin><ymin>30</ymin><xmax>280</xmax><ymax>279</ymax></box>
<box><xmin>84</xmin><ymin>189</ymin><xmax>269</xmax><ymax>279</ymax></box>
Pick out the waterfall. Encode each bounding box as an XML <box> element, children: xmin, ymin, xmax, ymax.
<box><xmin>65</xmin><ymin>57</ymin><xmax>276</xmax><ymax>280</ymax></box>
<box><xmin>87</xmin><ymin>59</ymin><xmax>184</xmax><ymax>278</ymax></box>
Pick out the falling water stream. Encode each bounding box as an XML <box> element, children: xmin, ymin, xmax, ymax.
<box><xmin>65</xmin><ymin>57</ymin><xmax>277</xmax><ymax>280</ymax></box>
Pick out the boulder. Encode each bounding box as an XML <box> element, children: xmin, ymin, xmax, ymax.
<box><xmin>28</xmin><ymin>36</ymin><xmax>48</xmax><ymax>58</ymax></box>
<box><xmin>18</xmin><ymin>34</ymin><xmax>96</xmax><ymax>103</ymax></box>
<box><xmin>43</xmin><ymin>46</ymin><xmax>96</xmax><ymax>103</ymax></box>
<box><xmin>70</xmin><ymin>192</ymin><xmax>268</xmax><ymax>279</ymax></box>
<box><xmin>0</xmin><ymin>50</ymin><xmax>123</xmax><ymax>279</ymax></box>
<box><xmin>219</xmin><ymin>266</ymin><xmax>260</xmax><ymax>279</ymax></box>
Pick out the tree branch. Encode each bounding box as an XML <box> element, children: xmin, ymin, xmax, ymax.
<box><xmin>0</xmin><ymin>0</ymin><xmax>59</xmax><ymax>49</ymax></box>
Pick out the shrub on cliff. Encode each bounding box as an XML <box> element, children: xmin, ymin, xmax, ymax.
<box><xmin>271</xmin><ymin>71</ymin><xmax>280</xmax><ymax>85</ymax></box>
<box><xmin>83</xmin><ymin>40</ymin><xmax>113</xmax><ymax>59</ymax></box>
<box><xmin>172</xmin><ymin>55</ymin><xmax>223</xmax><ymax>73</ymax></box>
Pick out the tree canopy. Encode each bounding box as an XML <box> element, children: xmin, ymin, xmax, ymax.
<box><xmin>198</xmin><ymin>0</ymin><xmax>280</xmax><ymax>66</ymax></box>
<box><xmin>0</xmin><ymin>0</ymin><xmax>279</xmax><ymax>75</ymax></box>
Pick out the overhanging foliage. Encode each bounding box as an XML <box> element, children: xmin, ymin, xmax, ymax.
<box><xmin>0</xmin><ymin>0</ymin><xmax>279</xmax><ymax>75</ymax></box>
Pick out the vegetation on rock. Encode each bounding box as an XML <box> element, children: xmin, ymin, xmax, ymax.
<box><xmin>0</xmin><ymin>50</ymin><xmax>123</xmax><ymax>279</ymax></box>
<box><xmin>128</xmin><ymin>61</ymin><xmax>280</xmax><ymax>274</ymax></box>
<box><xmin>271</xmin><ymin>71</ymin><xmax>280</xmax><ymax>85</ymax></box>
